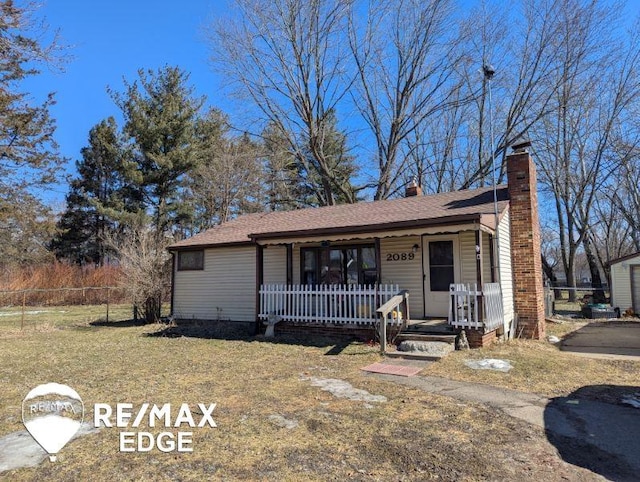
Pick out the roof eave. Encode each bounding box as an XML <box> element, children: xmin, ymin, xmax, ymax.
<box><xmin>167</xmin><ymin>240</ymin><xmax>254</xmax><ymax>252</ymax></box>
<box><xmin>608</xmin><ymin>251</ymin><xmax>640</xmax><ymax>266</ymax></box>
<box><xmin>249</xmin><ymin>213</ymin><xmax>485</xmax><ymax>242</ymax></box>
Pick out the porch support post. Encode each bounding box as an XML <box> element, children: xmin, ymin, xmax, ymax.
<box><xmin>374</xmin><ymin>237</ymin><xmax>381</xmax><ymax>285</ymax></box>
<box><xmin>286</xmin><ymin>243</ymin><xmax>293</xmax><ymax>285</ymax></box>
<box><xmin>475</xmin><ymin>230</ymin><xmax>484</xmax><ymax>324</ymax></box>
<box><xmin>488</xmin><ymin>234</ymin><xmax>496</xmax><ymax>283</ymax></box>
<box><xmin>380</xmin><ymin>316</ymin><xmax>387</xmax><ymax>355</ymax></box>
<box><xmin>475</xmin><ymin>230</ymin><xmax>484</xmax><ymax>285</ymax></box>
<box><xmin>254</xmin><ymin>244</ymin><xmax>264</xmax><ymax>335</ymax></box>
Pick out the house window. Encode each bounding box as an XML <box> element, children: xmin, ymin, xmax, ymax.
<box><xmin>301</xmin><ymin>245</ymin><xmax>377</xmax><ymax>286</ymax></box>
<box><xmin>177</xmin><ymin>250</ymin><xmax>204</xmax><ymax>271</ymax></box>
<box><xmin>429</xmin><ymin>241</ymin><xmax>454</xmax><ymax>291</ymax></box>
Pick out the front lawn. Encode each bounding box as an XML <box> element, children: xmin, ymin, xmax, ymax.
<box><xmin>422</xmin><ymin>319</ymin><xmax>640</xmax><ymax>402</ymax></box>
<box><xmin>0</xmin><ymin>306</ymin><xmax>613</xmax><ymax>481</ymax></box>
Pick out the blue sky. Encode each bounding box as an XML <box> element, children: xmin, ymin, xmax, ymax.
<box><xmin>24</xmin><ymin>0</ymin><xmax>638</xmax><ymax>207</ymax></box>
<box><xmin>26</xmin><ymin>1</ymin><xmax>229</xmax><ymax>204</ymax></box>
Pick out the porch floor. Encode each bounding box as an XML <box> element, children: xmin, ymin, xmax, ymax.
<box><xmin>392</xmin><ymin>318</ymin><xmax>458</xmax><ymax>354</ymax></box>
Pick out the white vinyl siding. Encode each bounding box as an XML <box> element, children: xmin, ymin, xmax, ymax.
<box><xmin>497</xmin><ymin>211</ymin><xmax>514</xmax><ymax>324</ymax></box>
<box><xmin>459</xmin><ymin>230</ymin><xmax>494</xmax><ymax>285</ymax></box>
<box><xmin>610</xmin><ymin>254</ymin><xmax>640</xmax><ymax>311</ymax></box>
<box><xmin>173</xmin><ymin>246</ymin><xmax>256</xmax><ymax>322</ymax></box>
<box><xmin>459</xmin><ymin>231</ymin><xmax>476</xmax><ymax>284</ymax></box>
<box><xmin>380</xmin><ymin>236</ymin><xmax>424</xmax><ymax>319</ymax></box>
<box><xmin>263</xmin><ymin>245</ymin><xmax>287</xmax><ymax>285</ymax></box>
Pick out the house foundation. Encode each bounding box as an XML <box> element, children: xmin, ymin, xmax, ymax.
<box><xmin>463</xmin><ymin>327</ymin><xmax>499</xmax><ymax>348</ymax></box>
<box><xmin>274</xmin><ymin>322</ymin><xmax>376</xmax><ymax>342</ymax></box>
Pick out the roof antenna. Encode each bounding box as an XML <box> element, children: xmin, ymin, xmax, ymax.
<box><xmin>484</xmin><ymin>62</ymin><xmax>502</xmax><ymax>289</ymax></box>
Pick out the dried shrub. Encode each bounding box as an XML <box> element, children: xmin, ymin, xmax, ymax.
<box><xmin>0</xmin><ymin>262</ymin><xmax>128</xmax><ymax>306</ymax></box>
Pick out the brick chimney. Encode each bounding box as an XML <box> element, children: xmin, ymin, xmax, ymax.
<box><xmin>506</xmin><ymin>142</ymin><xmax>545</xmax><ymax>339</ymax></box>
<box><xmin>405</xmin><ymin>179</ymin><xmax>422</xmax><ymax>197</ymax></box>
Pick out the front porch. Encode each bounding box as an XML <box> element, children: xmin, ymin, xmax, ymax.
<box><xmin>258</xmin><ymin>282</ymin><xmax>505</xmax><ymax>347</ymax></box>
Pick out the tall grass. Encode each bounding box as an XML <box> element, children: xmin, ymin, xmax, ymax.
<box><xmin>0</xmin><ymin>262</ymin><xmax>129</xmax><ymax>306</ymax></box>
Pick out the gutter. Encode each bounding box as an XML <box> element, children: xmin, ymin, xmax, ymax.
<box><xmin>248</xmin><ymin>213</ymin><xmax>484</xmax><ymax>242</ymax></box>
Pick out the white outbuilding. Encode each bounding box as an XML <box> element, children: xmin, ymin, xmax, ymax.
<box><xmin>610</xmin><ymin>252</ymin><xmax>640</xmax><ymax>315</ymax></box>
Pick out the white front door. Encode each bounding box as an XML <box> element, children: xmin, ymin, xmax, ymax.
<box><xmin>423</xmin><ymin>235</ymin><xmax>460</xmax><ymax>317</ymax></box>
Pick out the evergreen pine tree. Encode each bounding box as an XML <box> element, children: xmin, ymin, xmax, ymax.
<box><xmin>111</xmin><ymin>66</ymin><xmax>205</xmax><ymax>237</ymax></box>
<box><xmin>50</xmin><ymin>117</ymin><xmax>141</xmax><ymax>265</ymax></box>
<box><xmin>0</xmin><ymin>1</ymin><xmax>65</xmax><ymax>266</ymax></box>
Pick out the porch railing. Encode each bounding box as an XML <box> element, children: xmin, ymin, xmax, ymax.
<box><xmin>482</xmin><ymin>283</ymin><xmax>504</xmax><ymax>331</ymax></box>
<box><xmin>448</xmin><ymin>283</ymin><xmax>503</xmax><ymax>331</ymax></box>
<box><xmin>259</xmin><ymin>284</ymin><xmax>400</xmax><ymax>325</ymax></box>
<box><xmin>377</xmin><ymin>290</ymin><xmax>409</xmax><ymax>354</ymax></box>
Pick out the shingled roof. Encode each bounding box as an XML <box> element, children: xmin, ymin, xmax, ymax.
<box><xmin>169</xmin><ymin>185</ymin><xmax>509</xmax><ymax>250</ymax></box>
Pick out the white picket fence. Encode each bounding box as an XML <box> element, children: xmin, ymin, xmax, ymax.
<box><xmin>259</xmin><ymin>284</ymin><xmax>400</xmax><ymax>325</ymax></box>
<box><xmin>448</xmin><ymin>282</ymin><xmax>503</xmax><ymax>330</ymax></box>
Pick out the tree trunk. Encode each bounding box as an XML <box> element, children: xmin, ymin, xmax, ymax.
<box><xmin>566</xmin><ymin>261</ymin><xmax>577</xmax><ymax>303</ymax></box>
<box><xmin>583</xmin><ymin>236</ymin><xmax>606</xmax><ymax>303</ymax></box>
<box><xmin>143</xmin><ymin>293</ymin><xmax>162</xmax><ymax>324</ymax></box>
<box><xmin>541</xmin><ymin>255</ymin><xmax>562</xmax><ymax>299</ymax></box>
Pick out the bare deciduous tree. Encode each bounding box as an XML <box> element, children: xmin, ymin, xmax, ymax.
<box><xmin>189</xmin><ymin>132</ymin><xmax>264</xmax><ymax>229</ymax></box>
<box><xmin>211</xmin><ymin>0</ymin><xmax>356</xmax><ymax>206</ymax></box>
<box><xmin>347</xmin><ymin>0</ymin><xmax>464</xmax><ymax>199</ymax></box>
<box><xmin>611</xmin><ymin>149</ymin><xmax>640</xmax><ymax>253</ymax></box>
<box><xmin>456</xmin><ymin>0</ymin><xmax>584</xmax><ymax>188</ymax></box>
<box><xmin>106</xmin><ymin>225</ymin><xmax>171</xmax><ymax>324</ymax></box>
<box><xmin>534</xmin><ymin>0</ymin><xmax>640</xmax><ymax>300</ymax></box>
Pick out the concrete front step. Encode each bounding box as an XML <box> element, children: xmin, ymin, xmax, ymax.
<box><xmin>386</xmin><ymin>340</ymin><xmax>456</xmax><ymax>361</ymax></box>
<box><xmin>396</xmin><ymin>332</ymin><xmax>458</xmax><ymax>344</ymax></box>
<box><xmin>385</xmin><ymin>350</ymin><xmax>444</xmax><ymax>361</ymax></box>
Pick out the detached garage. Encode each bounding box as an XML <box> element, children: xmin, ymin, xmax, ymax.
<box><xmin>610</xmin><ymin>252</ymin><xmax>640</xmax><ymax>315</ymax></box>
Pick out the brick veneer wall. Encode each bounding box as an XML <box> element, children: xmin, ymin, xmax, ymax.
<box><xmin>506</xmin><ymin>150</ymin><xmax>546</xmax><ymax>339</ymax></box>
<box><xmin>275</xmin><ymin>322</ymin><xmax>376</xmax><ymax>341</ymax></box>
<box><xmin>464</xmin><ymin>328</ymin><xmax>498</xmax><ymax>348</ymax></box>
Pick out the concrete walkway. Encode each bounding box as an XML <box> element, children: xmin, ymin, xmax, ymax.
<box><xmin>367</xmin><ymin>372</ymin><xmax>640</xmax><ymax>481</ymax></box>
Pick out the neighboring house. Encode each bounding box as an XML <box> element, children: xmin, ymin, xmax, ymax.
<box><xmin>168</xmin><ymin>145</ymin><xmax>546</xmax><ymax>347</ymax></box>
<box><xmin>610</xmin><ymin>252</ymin><xmax>640</xmax><ymax>315</ymax></box>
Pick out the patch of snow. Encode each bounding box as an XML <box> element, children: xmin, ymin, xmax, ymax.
<box><xmin>0</xmin><ymin>422</ymin><xmax>97</xmax><ymax>471</ymax></box>
<box><xmin>268</xmin><ymin>414</ymin><xmax>298</xmax><ymax>429</ymax></box>
<box><xmin>464</xmin><ymin>358</ymin><xmax>514</xmax><ymax>372</ymax></box>
<box><xmin>621</xmin><ymin>393</ymin><xmax>640</xmax><ymax>409</ymax></box>
<box><xmin>304</xmin><ymin>377</ymin><xmax>387</xmax><ymax>403</ymax></box>
<box><xmin>0</xmin><ymin>310</ymin><xmax>67</xmax><ymax>317</ymax></box>
<box><xmin>547</xmin><ymin>335</ymin><xmax>561</xmax><ymax>344</ymax></box>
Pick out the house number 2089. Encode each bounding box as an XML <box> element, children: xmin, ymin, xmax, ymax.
<box><xmin>386</xmin><ymin>252</ymin><xmax>415</xmax><ymax>261</ymax></box>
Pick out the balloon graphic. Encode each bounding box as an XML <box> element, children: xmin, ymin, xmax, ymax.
<box><xmin>22</xmin><ymin>383</ymin><xmax>84</xmax><ymax>462</ymax></box>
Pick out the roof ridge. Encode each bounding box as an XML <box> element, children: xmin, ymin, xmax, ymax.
<box><xmin>168</xmin><ymin>185</ymin><xmax>510</xmax><ymax>249</ymax></box>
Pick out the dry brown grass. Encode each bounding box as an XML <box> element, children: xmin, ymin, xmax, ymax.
<box><xmin>0</xmin><ymin>263</ymin><xmax>128</xmax><ymax>305</ymax></box>
<box><xmin>0</xmin><ymin>308</ymin><xmax>613</xmax><ymax>481</ymax></box>
<box><xmin>0</xmin><ymin>304</ymin><xmax>135</xmax><ymax>334</ymax></box>
<box><xmin>422</xmin><ymin>319</ymin><xmax>640</xmax><ymax>400</ymax></box>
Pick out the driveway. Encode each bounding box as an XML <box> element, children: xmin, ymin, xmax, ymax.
<box><xmin>369</xmin><ymin>372</ymin><xmax>640</xmax><ymax>481</ymax></box>
<box><xmin>560</xmin><ymin>321</ymin><xmax>640</xmax><ymax>359</ymax></box>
